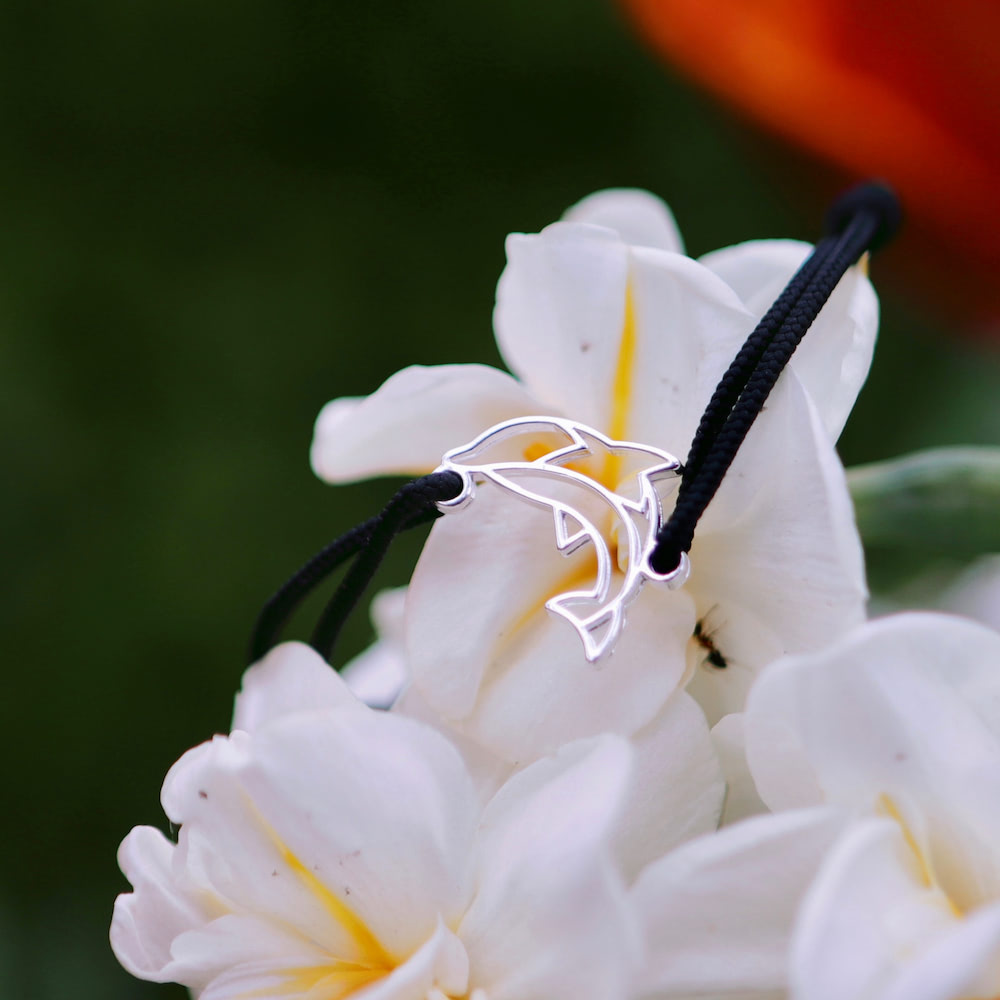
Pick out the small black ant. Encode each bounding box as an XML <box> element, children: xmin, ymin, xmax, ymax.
<box><xmin>693</xmin><ymin>618</ymin><xmax>728</xmax><ymax>669</ymax></box>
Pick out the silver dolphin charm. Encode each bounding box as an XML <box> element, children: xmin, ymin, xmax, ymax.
<box><xmin>434</xmin><ymin>416</ymin><xmax>690</xmax><ymax>662</ymax></box>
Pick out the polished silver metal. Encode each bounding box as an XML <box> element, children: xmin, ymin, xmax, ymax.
<box><xmin>435</xmin><ymin>416</ymin><xmax>689</xmax><ymax>662</ymax></box>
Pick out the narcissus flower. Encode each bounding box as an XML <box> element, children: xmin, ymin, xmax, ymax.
<box><xmin>111</xmin><ymin>643</ymin><xmax>643</xmax><ymax>1000</ymax></box>
<box><xmin>312</xmin><ymin>190</ymin><xmax>875</xmax><ymax>758</ymax></box>
<box><xmin>744</xmin><ymin>612</ymin><xmax>1000</xmax><ymax>1000</ymax></box>
<box><xmin>632</xmin><ymin>613</ymin><xmax>1000</xmax><ymax>999</ymax></box>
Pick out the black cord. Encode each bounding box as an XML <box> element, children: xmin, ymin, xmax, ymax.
<box><xmin>249</xmin><ymin>515</ymin><xmax>380</xmax><ymax>664</ymax></box>
<box><xmin>649</xmin><ymin>182</ymin><xmax>900</xmax><ymax>574</ymax></box>
<box><xmin>248</xmin><ymin>471</ymin><xmax>462</xmax><ymax>663</ymax></box>
<box><xmin>309</xmin><ymin>472</ymin><xmax>463</xmax><ymax>660</ymax></box>
<box><xmin>679</xmin><ymin>238</ymin><xmax>831</xmax><ymax>487</ymax></box>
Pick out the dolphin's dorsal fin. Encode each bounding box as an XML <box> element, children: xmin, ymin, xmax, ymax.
<box><xmin>553</xmin><ymin>507</ymin><xmax>591</xmax><ymax>556</ymax></box>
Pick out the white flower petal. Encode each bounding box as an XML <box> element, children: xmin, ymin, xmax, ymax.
<box><xmin>563</xmin><ymin>188</ymin><xmax>685</xmax><ymax>253</ymax></box>
<box><xmin>474</xmin><ymin>734</ymin><xmax>632</xmax><ymax>866</ymax></box>
<box><xmin>232</xmin><ymin>641</ymin><xmax>360</xmax><ymax>733</ymax></box>
<box><xmin>712</xmin><ymin>713</ymin><xmax>768</xmax><ymax>826</ymax></box>
<box><xmin>310</xmin><ymin>364</ymin><xmax>546</xmax><ymax>483</ymax></box>
<box><xmin>790</xmin><ymin>818</ymin><xmax>960</xmax><ymax>1000</ymax></box>
<box><xmin>683</xmin><ymin>600</ymin><xmax>784</xmax><ymax>729</ymax></box>
<box><xmin>619</xmin><ymin>244</ymin><xmax>758</xmax><ymax>459</ymax></box>
<box><xmin>685</xmin><ymin>370</ymin><xmax>867</xmax><ymax>724</ymax></box>
<box><xmin>172</xmin><ymin>914</ymin><xmax>328</xmax><ymax>998</ymax></box>
<box><xmin>197</xmin><ymin>958</ymin><xmax>326</xmax><ymax>1000</ymax></box>
<box><xmin>341</xmin><ymin>587</ymin><xmax>409</xmax><ymax>709</ymax></box>
<box><xmin>407</xmin><ymin>484</ymin><xmax>695</xmax><ymax>761</ymax></box>
<box><xmin>177</xmin><ymin>905</ymin><xmax>469</xmax><ymax>1000</ymax></box>
<box><xmin>396</xmin><ymin>683</ymin><xmax>724</xmax><ymax>885</ymax></box>
<box><xmin>391</xmin><ymin>681</ymin><xmax>515</xmax><ymax>802</ymax></box>
<box><xmin>160</xmin><ymin>709</ymin><xmax>479</xmax><ymax>962</ymax></box>
<box><xmin>340</xmin><ymin>639</ymin><xmax>408</xmax><ymax>711</ymax></box>
<box><xmin>344</xmin><ymin>920</ymin><xmax>469</xmax><ymax>1000</ymax></box>
<box><xmin>494</xmin><ymin>222</ymin><xmax>629</xmax><ymax>432</ymax></box>
<box><xmin>495</xmin><ymin>221</ymin><xmax>753</xmax><ymax>453</ymax></box>
<box><xmin>745</xmin><ymin>612</ymin><xmax>1000</xmax><ymax>909</ymax></box>
<box><xmin>614</xmin><ymin>691</ymin><xmax>725</xmax><ymax>881</ymax></box>
<box><xmin>111</xmin><ymin>825</ymin><xmax>221</xmax><ymax>987</ymax></box>
<box><xmin>633</xmin><ymin>807</ymin><xmax>846</xmax><ymax>997</ymax></box>
<box><xmin>460</xmin><ymin>736</ymin><xmax>640</xmax><ymax>1000</ymax></box>
<box><xmin>406</xmin><ymin>484</ymin><xmax>595</xmax><ymax>722</ymax></box>
<box><xmin>462</xmin><ymin>582</ymin><xmax>696</xmax><ymax>762</ymax></box>
<box><xmin>700</xmin><ymin>239</ymin><xmax>878</xmax><ymax>440</ymax></box>
<box><xmin>879</xmin><ymin>900</ymin><xmax>1000</xmax><ymax>1000</ymax></box>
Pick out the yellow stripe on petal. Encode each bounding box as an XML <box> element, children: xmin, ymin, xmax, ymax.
<box><xmin>877</xmin><ymin>794</ymin><xmax>934</xmax><ymax>890</ymax></box>
<box><xmin>238</xmin><ymin>962</ymin><xmax>387</xmax><ymax>999</ymax></box>
<box><xmin>604</xmin><ymin>282</ymin><xmax>638</xmax><ymax>489</ymax></box>
<box><xmin>280</xmin><ymin>845</ymin><xmax>391</xmax><ymax>968</ymax></box>
<box><xmin>491</xmin><ymin>556</ymin><xmax>600</xmax><ymax>664</ymax></box>
<box><xmin>877</xmin><ymin>793</ymin><xmax>960</xmax><ymax>917</ymax></box>
<box><xmin>243</xmin><ymin>796</ymin><xmax>394</xmax><ymax>972</ymax></box>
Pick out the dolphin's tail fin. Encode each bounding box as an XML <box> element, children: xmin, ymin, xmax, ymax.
<box><xmin>546</xmin><ymin>593</ymin><xmax>626</xmax><ymax>663</ymax></box>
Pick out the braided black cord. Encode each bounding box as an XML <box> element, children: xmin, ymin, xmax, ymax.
<box><xmin>249</xmin><ymin>471</ymin><xmax>463</xmax><ymax>663</ymax></box>
<box><xmin>249</xmin><ymin>516</ymin><xmax>380</xmax><ymax>663</ymax></box>
<box><xmin>650</xmin><ymin>183</ymin><xmax>899</xmax><ymax>574</ymax></box>
<box><xmin>310</xmin><ymin>471</ymin><xmax>464</xmax><ymax>660</ymax></box>
<box><xmin>680</xmin><ymin>238</ymin><xmax>832</xmax><ymax>485</ymax></box>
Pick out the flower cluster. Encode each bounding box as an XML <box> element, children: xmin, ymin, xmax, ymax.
<box><xmin>112</xmin><ymin>191</ymin><xmax>1000</xmax><ymax>1000</ymax></box>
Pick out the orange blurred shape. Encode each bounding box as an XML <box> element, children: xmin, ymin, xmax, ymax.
<box><xmin>621</xmin><ymin>0</ymin><xmax>1000</xmax><ymax>329</ymax></box>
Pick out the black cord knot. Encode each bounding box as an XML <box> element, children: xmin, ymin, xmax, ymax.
<box><xmin>647</xmin><ymin>534</ymin><xmax>684</xmax><ymax>577</ymax></box>
<box><xmin>396</xmin><ymin>470</ymin><xmax>465</xmax><ymax>511</ymax></box>
<box><xmin>823</xmin><ymin>180</ymin><xmax>902</xmax><ymax>252</ymax></box>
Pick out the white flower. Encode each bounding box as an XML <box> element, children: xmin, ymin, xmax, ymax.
<box><xmin>632</xmin><ymin>612</ymin><xmax>1000</xmax><ymax>1000</ymax></box>
<box><xmin>311</xmin><ymin>188</ymin><xmax>876</xmax><ymax>761</ymax></box>
<box><xmin>111</xmin><ymin>643</ymin><xmax>642</xmax><ymax>1000</ymax></box>
<box><xmin>742</xmin><ymin>612</ymin><xmax>1000</xmax><ymax>1000</ymax></box>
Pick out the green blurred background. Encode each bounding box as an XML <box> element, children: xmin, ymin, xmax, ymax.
<box><xmin>2</xmin><ymin>2</ymin><xmax>999</xmax><ymax>997</ymax></box>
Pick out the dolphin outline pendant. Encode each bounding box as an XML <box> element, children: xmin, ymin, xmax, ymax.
<box><xmin>434</xmin><ymin>416</ymin><xmax>690</xmax><ymax>662</ymax></box>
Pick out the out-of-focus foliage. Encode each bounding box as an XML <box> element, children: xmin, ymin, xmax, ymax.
<box><xmin>850</xmin><ymin>448</ymin><xmax>1000</xmax><ymax>589</ymax></box>
<box><xmin>0</xmin><ymin>2</ymin><xmax>999</xmax><ymax>998</ymax></box>
<box><xmin>620</xmin><ymin>0</ymin><xmax>1000</xmax><ymax>329</ymax></box>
